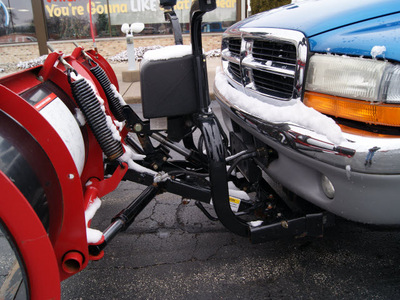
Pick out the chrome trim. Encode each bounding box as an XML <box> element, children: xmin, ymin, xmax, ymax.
<box><xmin>242</xmin><ymin>57</ymin><xmax>295</xmax><ymax>77</ymax></box>
<box><xmin>221</xmin><ymin>48</ymin><xmax>240</xmax><ymax>65</ymax></box>
<box><xmin>214</xmin><ymin>81</ymin><xmax>400</xmax><ymax>175</ymax></box>
<box><xmin>221</xmin><ymin>28</ymin><xmax>308</xmax><ymax>101</ymax></box>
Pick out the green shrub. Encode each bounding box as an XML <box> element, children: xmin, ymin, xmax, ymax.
<box><xmin>250</xmin><ymin>0</ymin><xmax>292</xmax><ymax>15</ymax></box>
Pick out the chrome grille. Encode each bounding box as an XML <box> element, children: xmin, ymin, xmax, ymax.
<box><xmin>228</xmin><ymin>38</ymin><xmax>241</xmax><ymax>56</ymax></box>
<box><xmin>252</xmin><ymin>40</ymin><xmax>297</xmax><ymax>66</ymax></box>
<box><xmin>253</xmin><ymin>69</ymin><xmax>294</xmax><ymax>99</ymax></box>
<box><xmin>222</xmin><ymin>29</ymin><xmax>308</xmax><ymax>101</ymax></box>
<box><xmin>228</xmin><ymin>62</ymin><xmax>241</xmax><ymax>82</ymax></box>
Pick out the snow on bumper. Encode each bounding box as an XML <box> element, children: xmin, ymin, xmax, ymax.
<box><xmin>214</xmin><ymin>71</ymin><xmax>400</xmax><ymax>225</ymax></box>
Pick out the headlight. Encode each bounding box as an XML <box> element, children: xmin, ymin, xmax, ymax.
<box><xmin>304</xmin><ymin>54</ymin><xmax>400</xmax><ymax>126</ymax></box>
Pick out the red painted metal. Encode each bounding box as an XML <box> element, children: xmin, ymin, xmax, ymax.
<box><xmin>0</xmin><ymin>67</ymin><xmax>42</xmax><ymax>95</ymax></box>
<box><xmin>0</xmin><ymin>47</ymin><xmax>127</xmax><ymax>295</ymax></box>
<box><xmin>83</xmin><ymin>163</ymin><xmax>128</xmax><ymax>261</ymax></box>
<box><xmin>0</xmin><ymin>171</ymin><xmax>61</xmax><ymax>299</ymax></box>
<box><xmin>62</xmin><ymin>251</ymin><xmax>85</xmax><ymax>274</ymax></box>
<box><xmin>39</xmin><ymin>52</ymin><xmax>61</xmax><ymax>81</ymax></box>
<box><xmin>95</xmin><ymin>162</ymin><xmax>128</xmax><ymax>198</ymax></box>
<box><xmin>0</xmin><ymin>84</ymin><xmax>89</xmax><ymax>280</ymax></box>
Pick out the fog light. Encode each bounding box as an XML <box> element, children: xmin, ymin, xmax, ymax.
<box><xmin>321</xmin><ymin>175</ymin><xmax>335</xmax><ymax>199</ymax></box>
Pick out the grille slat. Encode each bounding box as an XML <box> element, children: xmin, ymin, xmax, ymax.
<box><xmin>251</xmin><ymin>39</ymin><xmax>297</xmax><ymax>99</ymax></box>
<box><xmin>251</xmin><ymin>52</ymin><xmax>296</xmax><ymax>66</ymax></box>
<box><xmin>253</xmin><ymin>73</ymin><xmax>294</xmax><ymax>91</ymax></box>
<box><xmin>228</xmin><ymin>39</ymin><xmax>241</xmax><ymax>56</ymax></box>
<box><xmin>228</xmin><ymin>62</ymin><xmax>241</xmax><ymax>82</ymax></box>
<box><xmin>253</xmin><ymin>40</ymin><xmax>297</xmax><ymax>65</ymax></box>
<box><xmin>253</xmin><ymin>69</ymin><xmax>294</xmax><ymax>98</ymax></box>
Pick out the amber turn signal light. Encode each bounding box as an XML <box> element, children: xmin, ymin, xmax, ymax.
<box><xmin>304</xmin><ymin>91</ymin><xmax>400</xmax><ymax>127</ymax></box>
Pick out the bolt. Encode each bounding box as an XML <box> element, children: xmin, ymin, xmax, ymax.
<box><xmin>133</xmin><ymin>123</ymin><xmax>143</xmax><ymax>132</ymax></box>
<box><xmin>281</xmin><ymin>220</ymin><xmax>289</xmax><ymax>229</ymax></box>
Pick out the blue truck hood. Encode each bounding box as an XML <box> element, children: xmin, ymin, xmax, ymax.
<box><xmin>230</xmin><ymin>0</ymin><xmax>400</xmax><ymax>60</ymax></box>
<box><xmin>236</xmin><ymin>0</ymin><xmax>400</xmax><ymax>37</ymax></box>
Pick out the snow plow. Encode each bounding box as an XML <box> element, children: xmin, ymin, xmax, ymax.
<box><xmin>1</xmin><ymin>0</ymin><xmax>250</xmax><ymax>297</ymax></box>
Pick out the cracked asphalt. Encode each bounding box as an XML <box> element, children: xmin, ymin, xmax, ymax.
<box><xmin>61</xmin><ymin>104</ymin><xmax>400</xmax><ymax>299</ymax></box>
<box><xmin>61</xmin><ymin>182</ymin><xmax>400</xmax><ymax>300</ymax></box>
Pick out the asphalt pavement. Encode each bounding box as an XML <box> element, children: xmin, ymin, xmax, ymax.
<box><xmin>61</xmin><ymin>101</ymin><xmax>400</xmax><ymax>300</ymax></box>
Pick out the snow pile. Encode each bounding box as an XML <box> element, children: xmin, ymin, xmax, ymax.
<box><xmin>108</xmin><ymin>50</ymin><xmax>129</xmax><ymax>62</ymax></box>
<box><xmin>8</xmin><ymin>47</ymin><xmax>221</xmax><ymax>72</ymax></box>
<box><xmin>143</xmin><ymin>45</ymin><xmax>192</xmax><ymax>61</ymax></box>
<box><xmin>249</xmin><ymin>220</ymin><xmax>263</xmax><ymax>227</ymax></box>
<box><xmin>215</xmin><ymin>69</ymin><xmax>344</xmax><ymax>145</ymax></box>
<box><xmin>135</xmin><ymin>45</ymin><xmax>163</xmax><ymax>60</ymax></box>
<box><xmin>74</xmin><ymin>108</ymin><xmax>86</xmax><ymax>126</ymax></box>
<box><xmin>110</xmin><ymin>83</ymin><xmax>127</xmax><ymax>106</ymax></box>
<box><xmin>17</xmin><ymin>55</ymin><xmax>48</xmax><ymax>69</ymax></box>
<box><xmin>109</xmin><ymin>46</ymin><xmax>221</xmax><ymax>63</ymax></box>
<box><xmin>108</xmin><ymin>46</ymin><xmax>162</xmax><ymax>62</ymax></box>
<box><xmin>371</xmin><ymin>46</ymin><xmax>386</xmax><ymax>59</ymax></box>
<box><xmin>205</xmin><ymin>49</ymin><xmax>221</xmax><ymax>57</ymax></box>
<box><xmin>143</xmin><ymin>46</ymin><xmax>222</xmax><ymax>61</ymax></box>
<box><xmin>118</xmin><ymin>145</ymin><xmax>169</xmax><ymax>182</ymax></box>
<box><xmin>106</xmin><ymin>115</ymin><xmax>122</xmax><ymax>141</ymax></box>
<box><xmin>85</xmin><ymin>197</ymin><xmax>103</xmax><ymax>244</ymax></box>
<box><xmin>119</xmin><ymin>144</ymin><xmax>156</xmax><ymax>176</ymax></box>
<box><xmin>113</xmin><ymin>119</ymin><xmax>125</xmax><ymax>132</ymax></box>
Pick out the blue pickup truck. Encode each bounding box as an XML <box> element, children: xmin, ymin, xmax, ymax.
<box><xmin>214</xmin><ymin>0</ymin><xmax>400</xmax><ymax>227</ymax></box>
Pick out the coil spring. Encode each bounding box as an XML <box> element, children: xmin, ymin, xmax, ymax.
<box><xmin>70</xmin><ymin>76</ymin><xmax>124</xmax><ymax>161</ymax></box>
<box><xmin>90</xmin><ymin>64</ymin><xmax>125</xmax><ymax>121</ymax></box>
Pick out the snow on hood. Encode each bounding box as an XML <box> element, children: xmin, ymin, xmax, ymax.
<box><xmin>215</xmin><ymin>69</ymin><xmax>344</xmax><ymax>145</ymax></box>
<box><xmin>371</xmin><ymin>46</ymin><xmax>386</xmax><ymax>59</ymax></box>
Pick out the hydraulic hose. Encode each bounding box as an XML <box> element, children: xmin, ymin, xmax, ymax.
<box><xmin>69</xmin><ymin>73</ymin><xmax>124</xmax><ymax>161</ymax></box>
<box><xmin>227</xmin><ymin>151</ymin><xmax>257</xmax><ymax>177</ymax></box>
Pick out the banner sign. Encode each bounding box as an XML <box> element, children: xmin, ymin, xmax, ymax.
<box><xmin>44</xmin><ymin>0</ymin><xmax>236</xmax><ymax>25</ymax></box>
